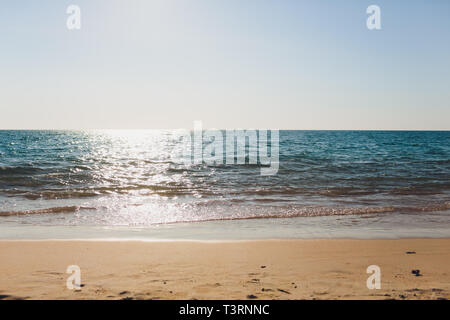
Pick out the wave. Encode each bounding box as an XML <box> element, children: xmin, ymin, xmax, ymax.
<box><xmin>1</xmin><ymin>202</ymin><xmax>449</xmax><ymax>224</ymax></box>
<box><xmin>175</xmin><ymin>206</ymin><xmax>400</xmax><ymax>224</ymax></box>
<box><xmin>0</xmin><ymin>206</ymin><xmax>96</xmax><ymax>216</ymax></box>
<box><xmin>0</xmin><ymin>186</ymin><xmax>372</xmax><ymax>199</ymax></box>
<box><xmin>0</xmin><ymin>166</ymin><xmax>44</xmax><ymax>175</ymax></box>
<box><xmin>169</xmin><ymin>202</ymin><xmax>450</xmax><ymax>225</ymax></box>
<box><xmin>0</xmin><ymin>186</ymin><xmax>194</xmax><ymax>200</ymax></box>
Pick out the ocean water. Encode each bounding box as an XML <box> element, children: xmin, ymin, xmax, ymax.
<box><xmin>0</xmin><ymin>130</ymin><xmax>449</xmax><ymax>240</ymax></box>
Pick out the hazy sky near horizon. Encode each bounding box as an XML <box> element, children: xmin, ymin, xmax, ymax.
<box><xmin>1</xmin><ymin>0</ymin><xmax>449</xmax><ymax>130</ymax></box>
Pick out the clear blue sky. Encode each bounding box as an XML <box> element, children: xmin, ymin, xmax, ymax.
<box><xmin>0</xmin><ymin>0</ymin><xmax>449</xmax><ymax>129</ymax></box>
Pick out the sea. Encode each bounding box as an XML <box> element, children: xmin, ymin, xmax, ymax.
<box><xmin>0</xmin><ymin>130</ymin><xmax>449</xmax><ymax>240</ymax></box>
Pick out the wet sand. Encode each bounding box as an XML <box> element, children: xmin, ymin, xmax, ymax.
<box><xmin>0</xmin><ymin>239</ymin><xmax>449</xmax><ymax>300</ymax></box>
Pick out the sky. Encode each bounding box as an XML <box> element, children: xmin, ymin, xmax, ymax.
<box><xmin>0</xmin><ymin>0</ymin><xmax>449</xmax><ymax>130</ymax></box>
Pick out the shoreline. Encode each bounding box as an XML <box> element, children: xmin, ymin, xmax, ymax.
<box><xmin>1</xmin><ymin>235</ymin><xmax>450</xmax><ymax>242</ymax></box>
<box><xmin>1</xmin><ymin>238</ymin><xmax>449</xmax><ymax>300</ymax></box>
<box><xmin>3</xmin><ymin>210</ymin><xmax>450</xmax><ymax>241</ymax></box>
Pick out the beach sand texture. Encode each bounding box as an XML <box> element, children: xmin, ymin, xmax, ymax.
<box><xmin>0</xmin><ymin>239</ymin><xmax>449</xmax><ymax>300</ymax></box>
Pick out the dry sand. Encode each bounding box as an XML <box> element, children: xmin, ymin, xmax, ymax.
<box><xmin>0</xmin><ymin>239</ymin><xmax>449</xmax><ymax>300</ymax></box>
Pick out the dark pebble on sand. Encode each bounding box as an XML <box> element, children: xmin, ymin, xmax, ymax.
<box><xmin>261</xmin><ymin>266</ymin><xmax>266</xmax><ymax>269</ymax></box>
<box><xmin>277</xmin><ymin>289</ymin><xmax>291</xmax><ymax>294</ymax></box>
<box><xmin>247</xmin><ymin>295</ymin><xmax>258</xmax><ymax>299</ymax></box>
<box><xmin>119</xmin><ymin>291</ymin><xmax>130</xmax><ymax>295</ymax></box>
<box><xmin>406</xmin><ymin>251</ymin><xmax>416</xmax><ymax>254</ymax></box>
<box><xmin>411</xmin><ymin>270</ymin><xmax>422</xmax><ymax>276</ymax></box>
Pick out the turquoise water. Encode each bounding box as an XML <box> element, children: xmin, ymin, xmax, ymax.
<box><xmin>0</xmin><ymin>130</ymin><xmax>449</xmax><ymax>239</ymax></box>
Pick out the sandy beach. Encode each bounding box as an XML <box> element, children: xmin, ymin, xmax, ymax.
<box><xmin>0</xmin><ymin>239</ymin><xmax>449</xmax><ymax>300</ymax></box>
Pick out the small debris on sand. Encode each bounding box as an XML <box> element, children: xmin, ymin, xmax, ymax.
<box><xmin>277</xmin><ymin>289</ymin><xmax>291</xmax><ymax>294</ymax></box>
<box><xmin>411</xmin><ymin>270</ymin><xmax>422</xmax><ymax>277</ymax></box>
